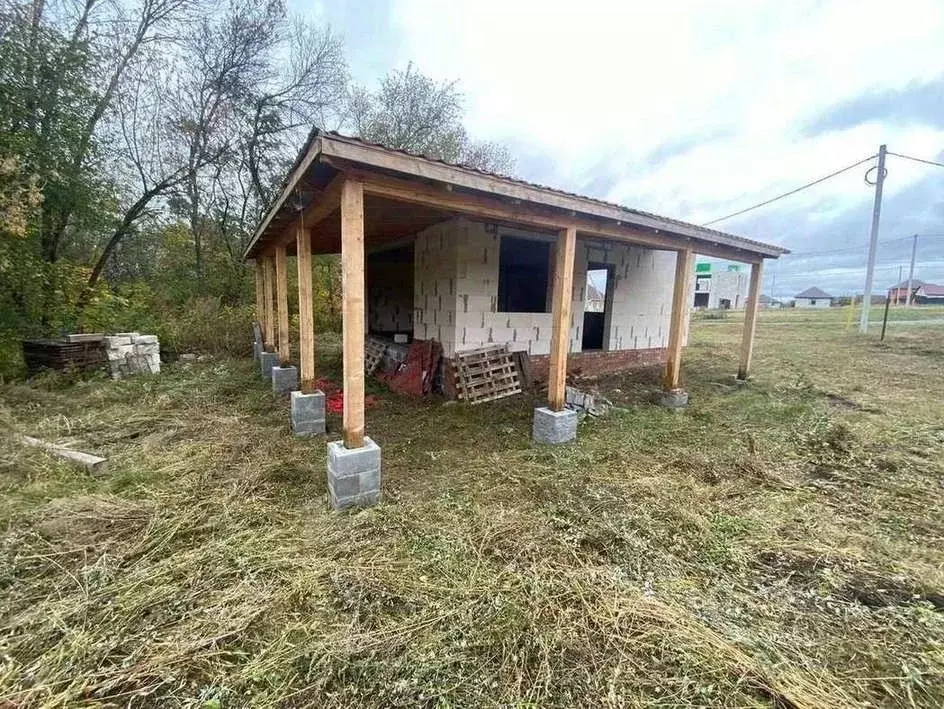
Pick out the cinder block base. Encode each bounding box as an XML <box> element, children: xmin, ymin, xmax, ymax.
<box><xmin>327</xmin><ymin>437</ymin><xmax>381</xmax><ymax>510</ymax></box>
<box><xmin>253</xmin><ymin>340</ymin><xmax>262</xmax><ymax>361</ymax></box>
<box><xmin>271</xmin><ymin>365</ymin><xmax>298</xmax><ymax>394</ymax></box>
<box><xmin>660</xmin><ymin>389</ymin><xmax>690</xmax><ymax>409</ymax></box>
<box><xmin>532</xmin><ymin>406</ymin><xmax>578</xmax><ymax>444</ymax></box>
<box><xmin>291</xmin><ymin>390</ymin><xmax>326</xmax><ymax>436</ymax></box>
<box><xmin>260</xmin><ymin>351</ymin><xmax>279</xmax><ymax>379</ymax></box>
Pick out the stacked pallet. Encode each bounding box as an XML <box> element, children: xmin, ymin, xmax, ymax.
<box><xmin>453</xmin><ymin>344</ymin><xmax>522</xmax><ymax>404</ymax></box>
<box><xmin>21</xmin><ymin>335</ymin><xmax>107</xmax><ymax>376</ymax></box>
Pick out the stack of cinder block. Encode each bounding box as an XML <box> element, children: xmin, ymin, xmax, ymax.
<box><xmin>103</xmin><ymin>332</ymin><xmax>160</xmax><ymax>379</ymax></box>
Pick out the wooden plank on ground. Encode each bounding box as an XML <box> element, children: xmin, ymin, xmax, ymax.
<box><xmin>19</xmin><ymin>435</ymin><xmax>107</xmax><ymax>473</ymax></box>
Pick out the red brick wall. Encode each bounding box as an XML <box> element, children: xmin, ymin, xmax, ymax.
<box><xmin>441</xmin><ymin>347</ymin><xmax>667</xmax><ymax>398</ymax></box>
<box><xmin>527</xmin><ymin>348</ymin><xmax>667</xmax><ymax>381</ymax></box>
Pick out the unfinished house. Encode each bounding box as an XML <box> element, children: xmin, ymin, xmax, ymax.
<box><xmin>692</xmin><ymin>262</ymin><xmax>749</xmax><ymax>310</ymax></box>
<box><xmin>243</xmin><ymin>131</ymin><xmax>788</xmax><ymax>508</ymax></box>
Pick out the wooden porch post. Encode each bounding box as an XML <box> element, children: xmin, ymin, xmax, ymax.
<box><xmin>340</xmin><ymin>179</ymin><xmax>366</xmax><ymax>448</ymax></box>
<box><xmin>275</xmin><ymin>244</ymin><xmax>291</xmax><ymax>365</ymax></box>
<box><xmin>663</xmin><ymin>248</ymin><xmax>694</xmax><ymax>392</ymax></box>
<box><xmin>263</xmin><ymin>256</ymin><xmax>276</xmax><ymax>351</ymax></box>
<box><xmin>254</xmin><ymin>260</ymin><xmax>265</xmax><ymax>332</ymax></box>
<box><xmin>738</xmin><ymin>260</ymin><xmax>764</xmax><ymax>381</ymax></box>
<box><xmin>548</xmin><ymin>226</ymin><xmax>577</xmax><ymax>411</ymax></box>
<box><xmin>296</xmin><ymin>221</ymin><xmax>316</xmax><ymax>392</ymax></box>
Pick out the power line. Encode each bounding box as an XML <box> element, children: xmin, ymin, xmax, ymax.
<box><xmin>887</xmin><ymin>151</ymin><xmax>944</xmax><ymax>170</ymax></box>
<box><xmin>702</xmin><ymin>154</ymin><xmax>877</xmax><ymax>226</ymax></box>
<box><xmin>784</xmin><ymin>234</ymin><xmax>944</xmax><ymax>257</ymax></box>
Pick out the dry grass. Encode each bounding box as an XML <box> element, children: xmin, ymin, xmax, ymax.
<box><xmin>0</xmin><ymin>315</ymin><xmax>942</xmax><ymax>707</ymax></box>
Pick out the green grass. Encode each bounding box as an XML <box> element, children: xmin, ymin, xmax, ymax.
<box><xmin>1</xmin><ymin>317</ymin><xmax>942</xmax><ymax>707</ymax></box>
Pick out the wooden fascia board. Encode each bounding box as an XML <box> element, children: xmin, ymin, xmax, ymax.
<box><xmin>261</xmin><ymin>173</ymin><xmax>345</xmax><ymax>255</ymax></box>
<box><xmin>320</xmin><ymin>136</ymin><xmax>785</xmax><ymax>259</ymax></box>
<box><xmin>347</xmin><ymin>167</ymin><xmax>764</xmax><ymax>264</ymax></box>
<box><xmin>243</xmin><ymin>135</ymin><xmax>325</xmax><ymax>260</ymax></box>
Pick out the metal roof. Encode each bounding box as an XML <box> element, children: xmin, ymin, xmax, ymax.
<box><xmin>246</xmin><ymin>128</ymin><xmax>790</xmax><ymax>261</ymax></box>
<box><xmin>794</xmin><ymin>287</ymin><xmax>833</xmax><ymax>299</ymax></box>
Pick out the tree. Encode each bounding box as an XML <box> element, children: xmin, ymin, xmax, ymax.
<box><xmin>349</xmin><ymin>63</ymin><xmax>515</xmax><ymax>175</ymax></box>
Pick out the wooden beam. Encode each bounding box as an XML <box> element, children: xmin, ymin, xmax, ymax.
<box><xmin>320</xmin><ymin>135</ymin><xmax>787</xmax><ymax>259</ymax></box>
<box><xmin>263</xmin><ymin>256</ymin><xmax>276</xmax><ymax>351</ymax></box>
<box><xmin>274</xmin><ymin>174</ymin><xmax>346</xmax><ymax>250</ymax></box>
<box><xmin>340</xmin><ymin>179</ymin><xmax>366</xmax><ymax>448</ymax></box>
<box><xmin>548</xmin><ymin>226</ymin><xmax>577</xmax><ymax>411</ymax></box>
<box><xmin>296</xmin><ymin>221</ymin><xmax>316</xmax><ymax>392</ymax></box>
<box><xmin>275</xmin><ymin>244</ymin><xmax>291</xmax><ymax>365</ymax></box>
<box><xmin>253</xmin><ymin>260</ymin><xmax>265</xmax><ymax>336</ymax></box>
<box><xmin>348</xmin><ymin>167</ymin><xmax>766</xmax><ymax>264</ymax></box>
<box><xmin>738</xmin><ymin>260</ymin><xmax>764</xmax><ymax>380</ymax></box>
<box><xmin>663</xmin><ymin>248</ymin><xmax>694</xmax><ymax>391</ymax></box>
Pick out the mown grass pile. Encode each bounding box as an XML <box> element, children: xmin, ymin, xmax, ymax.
<box><xmin>1</xmin><ymin>314</ymin><xmax>942</xmax><ymax>707</ymax></box>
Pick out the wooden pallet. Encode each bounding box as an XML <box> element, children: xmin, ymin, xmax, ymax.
<box><xmin>454</xmin><ymin>344</ymin><xmax>522</xmax><ymax>404</ymax></box>
<box><xmin>364</xmin><ymin>337</ymin><xmax>387</xmax><ymax>375</ymax></box>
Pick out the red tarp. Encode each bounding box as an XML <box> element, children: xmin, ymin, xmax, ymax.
<box><xmin>314</xmin><ymin>377</ymin><xmax>378</xmax><ymax>414</ymax></box>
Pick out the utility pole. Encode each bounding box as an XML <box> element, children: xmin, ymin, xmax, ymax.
<box><xmin>897</xmin><ymin>265</ymin><xmax>903</xmax><ymax>305</ymax></box>
<box><xmin>905</xmin><ymin>233</ymin><xmax>918</xmax><ymax>307</ymax></box>
<box><xmin>859</xmin><ymin>144</ymin><xmax>887</xmax><ymax>333</ymax></box>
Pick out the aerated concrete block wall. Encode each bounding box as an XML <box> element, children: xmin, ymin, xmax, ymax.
<box><xmin>410</xmin><ymin>218</ymin><xmax>677</xmax><ymax>357</ymax></box>
<box><xmin>367</xmin><ymin>257</ymin><xmax>413</xmax><ymax>333</ymax></box>
<box><xmin>413</xmin><ymin>222</ymin><xmax>460</xmax><ymax>356</ymax></box>
<box><xmin>705</xmin><ymin>269</ymin><xmax>748</xmax><ymax>310</ymax></box>
<box><xmin>576</xmin><ymin>241</ymin><xmax>677</xmax><ymax>352</ymax></box>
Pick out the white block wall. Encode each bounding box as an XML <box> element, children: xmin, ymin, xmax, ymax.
<box><xmin>367</xmin><ymin>258</ymin><xmax>413</xmax><ymax>332</ymax></box>
<box><xmin>412</xmin><ymin>218</ymin><xmax>678</xmax><ymax>357</ymax></box>
<box><xmin>413</xmin><ymin>222</ymin><xmax>459</xmax><ymax>355</ymax></box>
<box><xmin>698</xmin><ymin>269</ymin><xmax>748</xmax><ymax>309</ymax></box>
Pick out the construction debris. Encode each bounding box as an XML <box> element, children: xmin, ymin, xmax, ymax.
<box><xmin>18</xmin><ymin>435</ymin><xmax>107</xmax><ymax>474</ymax></box>
<box><xmin>364</xmin><ymin>337</ymin><xmax>387</xmax><ymax>375</ymax></box>
<box><xmin>565</xmin><ymin>385</ymin><xmax>612</xmax><ymax>416</ymax></box>
<box><xmin>376</xmin><ymin>339</ymin><xmax>442</xmax><ymax>397</ymax></box>
<box><xmin>454</xmin><ymin>344</ymin><xmax>522</xmax><ymax>405</ymax></box>
<box><xmin>104</xmin><ymin>333</ymin><xmax>160</xmax><ymax>379</ymax></box>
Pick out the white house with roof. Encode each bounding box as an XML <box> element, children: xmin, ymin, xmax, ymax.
<box><xmin>794</xmin><ymin>287</ymin><xmax>833</xmax><ymax>308</ymax></box>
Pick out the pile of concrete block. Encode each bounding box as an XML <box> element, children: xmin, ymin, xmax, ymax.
<box><xmin>103</xmin><ymin>332</ymin><xmax>160</xmax><ymax>379</ymax></box>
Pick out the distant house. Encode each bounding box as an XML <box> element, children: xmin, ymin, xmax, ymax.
<box><xmin>794</xmin><ymin>287</ymin><xmax>833</xmax><ymax>308</ymax></box>
<box><xmin>887</xmin><ymin>279</ymin><xmax>926</xmax><ymax>305</ymax></box>
<box><xmin>691</xmin><ymin>262</ymin><xmax>748</xmax><ymax>310</ymax></box>
<box><xmin>584</xmin><ymin>282</ymin><xmax>605</xmax><ymax>313</ymax></box>
<box><xmin>759</xmin><ymin>294</ymin><xmax>781</xmax><ymax>308</ymax></box>
<box><xmin>914</xmin><ymin>283</ymin><xmax>944</xmax><ymax>305</ymax></box>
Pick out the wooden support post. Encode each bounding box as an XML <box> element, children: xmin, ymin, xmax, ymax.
<box><xmin>254</xmin><ymin>260</ymin><xmax>265</xmax><ymax>332</ymax></box>
<box><xmin>275</xmin><ymin>244</ymin><xmax>291</xmax><ymax>365</ymax></box>
<box><xmin>738</xmin><ymin>260</ymin><xmax>764</xmax><ymax>380</ymax></box>
<box><xmin>263</xmin><ymin>256</ymin><xmax>276</xmax><ymax>351</ymax></box>
<box><xmin>547</xmin><ymin>225</ymin><xmax>577</xmax><ymax>411</ymax></box>
<box><xmin>296</xmin><ymin>221</ymin><xmax>316</xmax><ymax>392</ymax></box>
<box><xmin>663</xmin><ymin>248</ymin><xmax>694</xmax><ymax>391</ymax></box>
<box><xmin>340</xmin><ymin>179</ymin><xmax>365</xmax><ymax>448</ymax></box>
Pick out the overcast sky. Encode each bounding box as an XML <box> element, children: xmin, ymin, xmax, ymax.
<box><xmin>298</xmin><ymin>0</ymin><xmax>944</xmax><ymax>298</ymax></box>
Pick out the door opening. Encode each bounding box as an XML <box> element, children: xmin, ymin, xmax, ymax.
<box><xmin>582</xmin><ymin>263</ymin><xmax>613</xmax><ymax>351</ymax></box>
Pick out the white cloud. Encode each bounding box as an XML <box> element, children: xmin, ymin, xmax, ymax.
<box><xmin>388</xmin><ymin>0</ymin><xmax>944</xmax><ymax>245</ymax></box>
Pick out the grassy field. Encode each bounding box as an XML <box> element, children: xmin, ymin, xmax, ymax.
<box><xmin>1</xmin><ymin>311</ymin><xmax>943</xmax><ymax>707</ymax></box>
